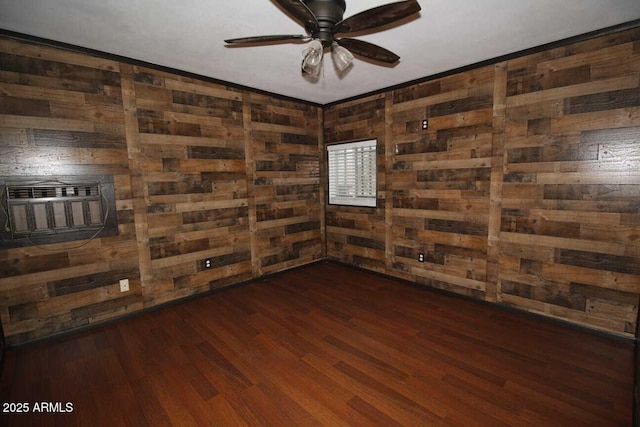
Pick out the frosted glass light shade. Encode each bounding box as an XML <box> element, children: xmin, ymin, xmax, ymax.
<box><xmin>301</xmin><ymin>40</ymin><xmax>324</xmax><ymax>76</ymax></box>
<box><xmin>331</xmin><ymin>42</ymin><xmax>353</xmax><ymax>72</ymax></box>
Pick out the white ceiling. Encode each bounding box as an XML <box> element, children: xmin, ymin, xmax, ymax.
<box><xmin>1</xmin><ymin>0</ymin><xmax>639</xmax><ymax>105</ymax></box>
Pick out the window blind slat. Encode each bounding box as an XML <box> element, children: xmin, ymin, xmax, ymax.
<box><xmin>327</xmin><ymin>140</ymin><xmax>377</xmax><ymax>207</ymax></box>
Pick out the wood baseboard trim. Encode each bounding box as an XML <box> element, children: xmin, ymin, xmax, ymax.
<box><xmin>326</xmin><ymin>259</ymin><xmax>635</xmax><ymax>345</ymax></box>
<box><xmin>2</xmin><ymin>259</ymin><xmax>325</xmax><ymax>353</ymax></box>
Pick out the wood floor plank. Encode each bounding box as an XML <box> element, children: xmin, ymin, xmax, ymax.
<box><xmin>0</xmin><ymin>262</ymin><xmax>634</xmax><ymax>426</ymax></box>
<box><xmin>130</xmin><ymin>376</ymin><xmax>172</xmax><ymax>426</ymax></box>
<box><xmin>206</xmin><ymin>394</ymin><xmax>250</xmax><ymax>427</ymax></box>
<box><xmin>302</xmin><ymin>353</ymin><xmax>446</xmax><ymax>426</ymax></box>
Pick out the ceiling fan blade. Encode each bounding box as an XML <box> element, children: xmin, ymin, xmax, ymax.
<box><xmin>335</xmin><ymin>0</ymin><xmax>421</xmax><ymax>34</ymax></box>
<box><xmin>337</xmin><ymin>38</ymin><xmax>400</xmax><ymax>63</ymax></box>
<box><xmin>273</xmin><ymin>0</ymin><xmax>319</xmax><ymax>32</ymax></box>
<box><xmin>225</xmin><ymin>34</ymin><xmax>309</xmax><ymax>44</ymax></box>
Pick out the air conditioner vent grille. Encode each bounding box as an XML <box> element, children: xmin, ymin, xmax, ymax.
<box><xmin>7</xmin><ymin>184</ymin><xmax>100</xmax><ymax>199</ymax></box>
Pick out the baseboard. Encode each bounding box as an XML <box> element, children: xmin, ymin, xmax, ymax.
<box><xmin>1</xmin><ymin>259</ymin><xmax>325</xmax><ymax>354</ymax></box>
<box><xmin>326</xmin><ymin>259</ymin><xmax>635</xmax><ymax>345</ymax></box>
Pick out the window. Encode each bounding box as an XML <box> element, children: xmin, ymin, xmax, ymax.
<box><xmin>0</xmin><ymin>176</ymin><xmax>118</xmax><ymax>248</ymax></box>
<box><xmin>327</xmin><ymin>139</ymin><xmax>377</xmax><ymax>207</ymax></box>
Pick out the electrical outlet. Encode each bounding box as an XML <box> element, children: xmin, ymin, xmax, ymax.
<box><xmin>418</xmin><ymin>253</ymin><xmax>425</xmax><ymax>262</ymax></box>
<box><xmin>204</xmin><ymin>258</ymin><xmax>212</xmax><ymax>269</ymax></box>
<box><xmin>119</xmin><ymin>278</ymin><xmax>130</xmax><ymax>292</ymax></box>
<box><xmin>422</xmin><ymin>119</ymin><xmax>428</xmax><ymax>130</ymax></box>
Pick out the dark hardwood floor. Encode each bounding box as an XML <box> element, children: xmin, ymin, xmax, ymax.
<box><xmin>0</xmin><ymin>262</ymin><xmax>634</xmax><ymax>426</ymax></box>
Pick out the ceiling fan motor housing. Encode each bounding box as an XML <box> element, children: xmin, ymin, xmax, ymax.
<box><xmin>303</xmin><ymin>0</ymin><xmax>346</xmax><ymax>46</ymax></box>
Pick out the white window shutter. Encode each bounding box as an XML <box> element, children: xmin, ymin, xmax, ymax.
<box><xmin>327</xmin><ymin>140</ymin><xmax>377</xmax><ymax>207</ymax></box>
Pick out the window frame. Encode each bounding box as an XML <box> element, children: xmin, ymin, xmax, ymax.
<box><xmin>326</xmin><ymin>139</ymin><xmax>378</xmax><ymax>208</ymax></box>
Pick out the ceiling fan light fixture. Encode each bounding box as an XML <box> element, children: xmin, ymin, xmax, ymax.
<box><xmin>301</xmin><ymin>39</ymin><xmax>324</xmax><ymax>76</ymax></box>
<box><xmin>331</xmin><ymin>42</ymin><xmax>353</xmax><ymax>72</ymax></box>
<box><xmin>227</xmin><ymin>1</ymin><xmax>422</xmax><ymax>77</ymax></box>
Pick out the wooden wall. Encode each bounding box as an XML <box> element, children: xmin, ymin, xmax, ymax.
<box><xmin>324</xmin><ymin>94</ymin><xmax>387</xmax><ymax>273</ymax></box>
<box><xmin>499</xmin><ymin>30</ymin><xmax>640</xmax><ymax>335</ymax></box>
<box><xmin>0</xmin><ymin>36</ymin><xmax>322</xmax><ymax>345</ymax></box>
<box><xmin>0</xmin><ymin>25</ymin><xmax>638</xmax><ymax>345</ymax></box>
<box><xmin>249</xmin><ymin>93</ymin><xmax>323</xmax><ymax>275</ymax></box>
<box><xmin>0</xmin><ymin>38</ymin><xmax>141</xmax><ymax>345</ymax></box>
<box><xmin>325</xmin><ymin>27</ymin><xmax>640</xmax><ymax>337</ymax></box>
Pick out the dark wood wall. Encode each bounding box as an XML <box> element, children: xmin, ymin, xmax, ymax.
<box><xmin>0</xmin><ymin>38</ymin><xmax>141</xmax><ymax>345</ymax></box>
<box><xmin>0</xmin><ymin>37</ymin><xmax>323</xmax><ymax>345</ymax></box>
<box><xmin>499</xmin><ymin>30</ymin><xmax>640</xmax><ymax>336</ymax></box>
<box><xmin>324</xmin><ymin>94</ymin><xmax>387</xmax><ymax>273</ymax></box>
<box><xmin>0</xmin><ymin>26</ymin><xmax>639</xmax><ymax>345</ymax></box>
<box><xmin>325</xmin><ymin>27</ymin><xmax>640</xmax><ymax>338</ymax></box>
<box><xmin>249</xmin><ymin>93</ymin><xmax>324</xmax><ymax>275</ymax></box>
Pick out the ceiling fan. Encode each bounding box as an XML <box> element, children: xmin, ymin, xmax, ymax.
<box><xmin>224</xmin><ymin>0</ymin><xmax>421</xmax><ymax>76</ymax></box>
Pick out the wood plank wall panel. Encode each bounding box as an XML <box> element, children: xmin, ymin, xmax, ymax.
<box><xmin>0</xmin><ymin>38</ymin><xmax>141</xmax><ymax>345</ymax></box>
<box><xmin>130</xmin><ymin>65</ymin><xmax>254</xmax><ymax>307</ymax></box>
<box><xmin>326</xmin><ymin>28</ymin><xmax>640</xmax><ymax>337</ymax></box>
<box><xmin>1</xmin><ymin>26</ymin><xmax>638</xmax><ymax>345</ymax></box>
<box><xmin>324</xmin><ymin>94</ymin><xmax>387</xmax><ymax>273</ymax></box>
<box><xmin>390</xmin><ymin>66</ymin><xmax>495</xmax><ymax>299</ymax></box>
<box><xmin>499</xmin><ymin>28</ymin><xmax>640</xmax><ymax>336</ymax></box>
<box><xmin>0</xmin><ymin>37</ymin><xmax>323</xmax><ymax>345</ymax></box>
<box><xmin>248</xmin><ymin>93</ymin><xmax>323</xmax><ymax>275</ymax></box>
